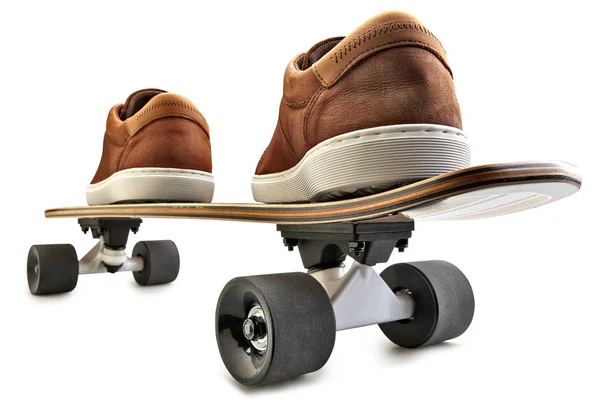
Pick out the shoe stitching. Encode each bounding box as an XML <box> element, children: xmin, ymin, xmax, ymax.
<box><xmin>321</xmin><ymin>39</ymin><xmax>451</xmax><ymax>87</ymax></box>
<box><xmin>302</xmin><ymin>86</ymin><xmax>326</xmax><ymax>143</ymax></box>
<box><xmin>278</xmin><ymin>116</ymin><xmax>300</xmax><ymax>160</ymax></box>
<box><xmin>133</xmin><ymin>113</ymin><xmax>209</xmax><ymax>137</ymax></box>
<box><xmin>330</xmin><ymin>21</ymin><xmax>444</xmax><ymax>64</ymax></box>
<box><xmin>135</xmin><ymin>100</ymin><xmax>202</xmax><ymax>120</ymax></box>
<box><xmin>282</xmin><ymin>98</ymin><xmax>310</xmax><ymax>107</ymax></box>
<box><xmin>312</xmin><ymin>64</ymin><xmax>327</xmax><ymax>86</ymax></box>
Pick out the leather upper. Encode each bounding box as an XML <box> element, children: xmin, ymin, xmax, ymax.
<box><xmin>255</xmin><ymin>10</ymin><xmax>462</xmax><ymax>175</ymax></box>
<box><xmin>90</xmin><ymin>89</ymin><xmax>212</xmax><ymax>184</ymax></box>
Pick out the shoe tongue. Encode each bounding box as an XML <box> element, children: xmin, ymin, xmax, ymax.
<box><xmin>300</xmin><ymin>37</ymin><xmax>344</xmax><ymax>70</ymax></box>
<box><xmin>119</xmin><ymin>88</ymin><xmax>167</xmax><ymax>120</ymax></box>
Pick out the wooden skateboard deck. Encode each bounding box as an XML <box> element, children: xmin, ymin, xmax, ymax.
<box><xmin>45</xmin><ymin>161</ymin><xmax>581</xmax><ymax>224</ymax></box>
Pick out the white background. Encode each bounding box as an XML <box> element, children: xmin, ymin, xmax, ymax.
<box><xmin>1</xmin><ymin>1</ymin><xmax>598</xmax><ymax>399</ymax></box>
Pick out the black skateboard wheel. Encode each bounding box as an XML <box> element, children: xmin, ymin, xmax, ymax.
<box><xmin>378</xmin><ymin>260</ymin><xmax>475</xmax><ymax>348</ymax></box>
<box><xmin>27</xmin><ymin>244</ymin><xmax>79</xmax><ymax>295</ymax></box>
<box><xmin>215</xmin><ymin>272</ymin><xmax>336</xmax><ymax>386</ymax></box>
<box><xmin>132</xmin><ymin>240</ymin><xmax>180</xmax><ymax>286</ymax></box>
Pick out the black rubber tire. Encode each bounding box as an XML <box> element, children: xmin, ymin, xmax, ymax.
<box><xmin>215</xmin><ymin>272</ymin><xmax>336</xmax><ymax>386</ymax></box>
<box><xmin>132</xmin><ymin>240</ymin><xmax>180</xmax><ymax>286</ymax></box>
<box><xmin>378</xmin><ymin>260</ymin><xmax>474</xmax><ymax>348</ymax></box>
<box><xmin>27</xmin><ymin>244</ymin><xmax>78</xmax><ymax>295</ymax></box>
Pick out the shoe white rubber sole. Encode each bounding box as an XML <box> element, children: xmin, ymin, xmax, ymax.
<box><xmin>251</xmin><ymin>124</ymin><xmax>470</xmax><ymax>203</ymax></box>
<box><xmin>86</xmin><ymin>167</ymin><xmax>215</xmax><ymax>205</ymax></box>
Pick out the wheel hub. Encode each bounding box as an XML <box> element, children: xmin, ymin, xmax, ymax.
<box><xmin>244</xmin><ymin>305</ymin><xmax>267</xmax><ymax>353</ymax></box>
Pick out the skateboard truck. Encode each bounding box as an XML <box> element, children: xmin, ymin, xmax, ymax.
<box><xmin>27</xmin><ymin>218</ymin><xmax>179</xmax><ymax>295</ymax></box>
<box><xmin>78</xmin><ymin>238</ymin><xmax>144</xmax><ymax>274</ymax></box>
<box><xmin>309</xmin><ymin>263</ymin><xmax>415</xmax><ymax>330</ymax></box>
<box><xmin>78</xmin><ymin>218</ymin><xmax>143</xmax><ymax>274</ymax></box>
<box><xmin>277</xmin><ymin>214</ymin><xmax>416</xmax><ymax>330</ymax></box>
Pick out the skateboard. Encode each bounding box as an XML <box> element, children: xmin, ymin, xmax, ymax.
<box><xmin>28</xmin><ymin>160</ymin><xmax>581</xmax><ymax>385</ymax></box>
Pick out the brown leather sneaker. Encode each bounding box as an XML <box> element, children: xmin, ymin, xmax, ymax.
<box><xmin>252</xmin><ymin>11</ymin><xmax>470</xmax><ymax>203</ymax></box>
<box><xmin>87</xmin><ymin>89</ymin><xmax>213</xmax><ymax>205</ymax></box>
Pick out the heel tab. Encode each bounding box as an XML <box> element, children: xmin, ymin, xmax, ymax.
<box><xmin>125</xmin><ymin>92</ymin><xmax>209</xmax><ymax>136</ymax></box>
<box><xmin>312</xmin><ymin>10</ymin><xmax>451</xmax><ymax>87</ymax></box>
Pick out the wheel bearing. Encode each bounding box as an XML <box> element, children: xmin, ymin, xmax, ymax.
<box><xmin>243</xmin><ymin>305</ymin><xmax>268</xmax><ymax>353</ymax></box>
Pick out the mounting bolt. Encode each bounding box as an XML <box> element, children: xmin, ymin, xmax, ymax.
<box><xmin>243</xmin><ymin>315</ymin><xmax>266</xmax><ymax>341</ymax></box>
<box><xmin>349</xmin><ymin>241</ymin><xmax>366</xmax><ymax>257</ymax></box>
<box><xmin>242</xmin><ymin>318</ymin><xmax>256</xmax><ymax>340</ymax></box>
<box><xmin>396</xmin><ymin>239</ymin><xmax>409</xmax><ymax>252</ymax></box>
<box><xmin>81</xmin><ymin>227</ymin><xmax>89</xmax><ymax>234</ymax></box>
<box><xmin>283</xmin><ymin>238</ymin><xmax>298</xmax><ymax>251</ymax></box>
<box><xmin>131</xmin><ymin>227</ymin><xmax>139</xmax><ymax>234</ymax></box>
<box><xmin>105</xmin><ymin>265</ymin><xmax>121</xmax><ymax>274</ymax></box>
